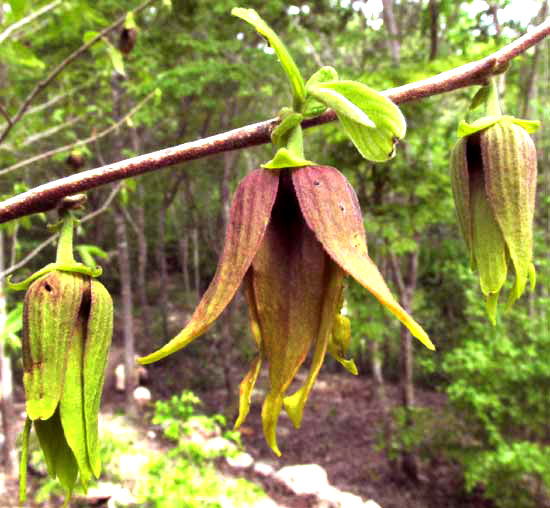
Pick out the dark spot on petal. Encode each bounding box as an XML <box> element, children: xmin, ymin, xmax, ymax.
<box><xmin>44</xmin><ymin>283</ymin><xmax>53</xmax><ymax>292</ymax></box>
<box><xmin>339</xmin><ymin>203</ymin><xmax>345</xmax><ymax>213</ymax></box>
<box><xmin>314</xmin><ymin>180</ymin><xmax>320</xmax><ymax>186</ymax></box>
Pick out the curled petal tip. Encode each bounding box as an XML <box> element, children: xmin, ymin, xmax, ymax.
<box><xmin>261</xmin><ymin>392</ymin><xmax>283</xmax><ymax>457</ymax></box>
<box><xmin>283</xmin><ymin>389</ymin><xmax>306</xmax><ymax>429</ymax></box>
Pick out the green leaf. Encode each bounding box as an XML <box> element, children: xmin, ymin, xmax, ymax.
<box><xmin>76</xmin><ymin>245</ymin><xmax>108</xmax><ymax>268</ymax></box>
<box><xmin>308</xmin><ymin>86</ymin><xmax>375</xmax><ymax>127</ymax></box>
<box><xmin>469</xmin><ymin>86</ymin><xmax>491</xmax><ymax>111</ymax></box>
<box><xmin>232</xmin><ymin>8</ymin><xmax>305</xmax><ymax>108</ymax></box>
<box><xmin>0</xmin><ymin>303</ymin><xmax>23</xmax><ymax>341</ymax></box>
<box><xmin>271</xmin><ymin>111</ymin><xmax>303</xmax><ymax>147</ymax></box>
<box><xmin>302</xmin><ymin>66</ymin><xmax>338</xmax><ymax>117</ymax></box>
<box><xmin>315</xmin><ymin>81</ymin><xmax>406</xmax><ymax>162</ymax></box>
<box><xmin>105</xmin><ymin>41</ymin><xmax>126</xmax><ymax>76</ymax></box>
<box><xmin>125</xmin><ymin>12</ymin><xmax>137</xmax><ymax>30</ymax></box>
<box><xmin>83</xmin><ymin>31</ymin><xmax>100</xmax><ymax>45</ymax></box>
<box><xmin>262</xmin><ymin>148</ymin><xmax>315</xmax><ymax>169</ymax></box>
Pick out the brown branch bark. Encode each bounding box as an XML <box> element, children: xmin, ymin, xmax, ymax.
<box><xmin>0</xmin><ymin>18</ymin><xmax>549</xmax><ymax>224</ymax></box>
<box><xmin>0</xmin><ymin>0</ymin><xmax>157</xmax><ymax>144</ymax></box>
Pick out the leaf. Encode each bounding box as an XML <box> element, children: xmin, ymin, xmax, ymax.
<box><xmin>315</xmin><ymin>81</ymin><xmax>406</xmax><ymax>162</ymax></box>
<box><xmin>105</xmin><ymin>41</ymin><xmax>126</xmax><ymax>76</ymax></box>
<box><xmin>302</xmin><ymin>67</ymin><xmax>338</xmax><ymax>117</ymax></box>
<box><xmin>271</xmin><ymin>111</ymin><xmax>303</xmax><ymax>147</ymax></box>
<box><xmin>83</xmin><ymin>31</ymin><xmax>100</xmax><ymax>45</ymax></box>
<box><xmin>308</xmin><ymin>86</ymin><xmax>375</xmax><ymax>128</ymax></box>
<box><xmin>76</xmin><ymin>244</ymin><xmax>108</xmax><ymax>268</ymax></box>
<box><xmin>232</xmin><ymin>8</ymin><xmax>305</xmax><ymax>108</ymax></box>
<box><xmin>469</xmin><ymin>85</ymin><xmax>491</xmax><ymax>111</ymax></box>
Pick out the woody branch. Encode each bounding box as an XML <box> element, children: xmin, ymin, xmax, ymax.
<box><xmin>0</xmin><ymin>17</ymin><xmax>548</xmax><ymax>224</ymax></box>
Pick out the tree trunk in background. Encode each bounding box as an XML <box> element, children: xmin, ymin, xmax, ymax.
<box><xmin>429</xmin><ymin>0</ymin><xmax>439</xmax><ymax>60</ymax></box>
<box><xmin>390</xmin><ymin>249</ymin><xmax>420</xmax><ymax>482</ymax></box>
<box><xmin>178</xmin><ymin>225</ymin><xmax>191</xmax><ymax>295</ymax></box>
<box><xmin>0</xmin><ymin>230</ymin><xmax>16</xmax><ymax>476</ymax></box>
<box><xmin>192</xmin><ymin>226</ymin><xmax>200</xmax><ymax>302</ymax></box>
<box><xmin>381</xmin><ymin>0</ymin><xmax>400</xmax><ymax>65</ymax></box>
<box><xmin>111</xmin><ymin>72</ymin><xmax>137</xmax><ymax>416</ymax></box>
<box><xmin>156</xmin><ymin>193</ymin><xmax>169</xmax><ymax>341</ymax></box>
<box><xmin>114</xmin><ymin>210</ymin><xmax>137</xmax><ymax>417</ymax></box>
<box><xmin>521</xmin><ymin>1</ymin><xmax>547</xmax><ymax>118</ymax></box>
<box><xmin>131</xmin><ymin>130</ymin><xmax>151</xmax><ymax>339</ymax></box>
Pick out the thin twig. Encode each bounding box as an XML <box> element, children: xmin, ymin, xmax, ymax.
<box><xmin>0</xmin><ymin>0</ymin><xmax>158</xmax><ymax>145</ymax></box>
<box><xmin>0</xmin><ymin>0</ymin><xmax>61</xmax><ymax>44</ymax></box>
<box><xmin>0</xmin><ymin>90</ymin><xmax>156</xmax><ymax>175</ymax></box>
<box><xmin>0</xmin><ymin>183</ymin><xmax>122</xmax><ymax>279</ymax></box>
<box><xmin>21</xmin><ymin>115</ymin><xmax>85</xmax><ymax>147</ymax></box>
<box><xmin>0</xmin><ymin>81</ymin><xmax>93</xmax><ymax>135</ymax></box>
<box><xmin>0</xmin><ymin>105</ymin><xmax>12</xmax><ymax>126</ymax></box>
<box><xmin>0</xmin><ymin>18</ymin><xmax>549</xmax><ymax>224</ymax></box>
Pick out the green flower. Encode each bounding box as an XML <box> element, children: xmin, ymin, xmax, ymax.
<box><xmin>139</xmin><ymin>166</ymin><xmax>433</xmax><ymax>455</ymax></box>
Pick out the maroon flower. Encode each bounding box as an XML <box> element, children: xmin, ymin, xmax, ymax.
<box><xmin>139</xmin><ymin>166</ymin><xmax>433</xmax><ymax>455</ymax></box>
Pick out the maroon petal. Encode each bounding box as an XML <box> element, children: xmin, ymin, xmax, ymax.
<box><xmin>292</xmin><ymin>165</ymin><xmax>433</xmax><ymax>350</ymax></box>
<box><xmin>139</xmin><ymin>169</ymin><xmax>279</xmax><ymax>364</ymax></box>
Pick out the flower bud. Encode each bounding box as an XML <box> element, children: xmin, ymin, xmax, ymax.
<box><xmin>451</xmin><ymin>116</ymin><xmax>537</xmax><ymax>323</ymax></box>
<box><xmin>23</xmin><ymin>271</ymin><xmax>113</xmax><ymax>495</ymax></box>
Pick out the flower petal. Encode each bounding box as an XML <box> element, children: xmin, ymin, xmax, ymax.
<box><xmin>292</xmin><ymin>165</ymin><xmax>434</xmax><ymax>350</ymax></box>
<box><xmin>138</xmin><ymin>169</ymin><xmax>279</xmax><ymax>364</ymax></box>
<box><xmin>235</xmin><ymin>271</ymin><xmax>263</xmax><ymax>430</ymax></box>
<box><xmin>84</xmin><ymin>280</ymin><xmax>114</xmax><ymax>478</ymax></box>
<box><xmin>450</xmin><ymin>137</ymin><xmax>474</xmax><ymax>267</ymax></box>
<box><xmin>250</xmin><ymin>173</ymin><xmax>330</xmax><ymax>454</ymax></box>
<box><xmin>481</xmin><ymin>121</ymin><xmax>537</xmax><ymax>301</ymax></box>
<box><xmin>60</xmin><ymin>315</ymin><xmax>94</xmax><ymax>489</ymax></box>
<box><xmin>283</xmin><ymin>259</ymin><xmax>344</xmax><ymax>429</ymax></box>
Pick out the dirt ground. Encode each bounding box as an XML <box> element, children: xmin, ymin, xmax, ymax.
<box><xmin>199</xmin><ymin>370</ymin><xmax>494</xmax><ymax>508</ymax></box>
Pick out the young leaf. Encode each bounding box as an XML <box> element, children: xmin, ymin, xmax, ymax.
<box><xmin>315</xmin><ymin>81</ymin><xmax>406</xmax><ymax>162</ymax></box>
<box><xmin>271</xmin><ymin>111</ymin><xmax>303</xmax><ymax>147</ymax></box>
<box><xmin>232</xmin><ymin>8</ymin><xmax>305</xmax><ymax>108</ymax></box>
<box><xmin>308</xmin><ymin>86</ymin><xmax>375</xmax><ymax>128</ymax></box>
<box><xmin>105</xmin><ymin>41</ymin><xmax>126</xmax><ymax>76</ymax></box>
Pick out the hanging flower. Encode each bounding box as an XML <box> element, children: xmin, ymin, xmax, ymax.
<box><xmin>138</xmin><ymin>165</ymin><xmax>433</xmax><ymax>455</ymax></box>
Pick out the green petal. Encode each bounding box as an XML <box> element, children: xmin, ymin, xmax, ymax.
<box><xmin>60</xmin><ymin>315</ymin><xmax>94</xmax><ymax>490</ymax></box>
<box><xmin>235</xmin><ymin>354</ymin><xmax>262</xmax><ymax>430</ymax></box>
<box><xmin>261</xmin><ymin>391</ymin><xmax>284</xmax><ymax>456</ymax></box>
<box><xmin>83</xmin><ymin>280</ymin><xmax>113</xmax><ymax>478</ymax></box>
<box><xmin>292</xmin><ymin>166</ymin><xmax>434</xmax><ymax>350</ymax></box>
<box><xmin>34</xmin><ymin>409</ymin><xmax>78</xmax><ymax>497</ymax></box>
<box><xmin>450</xmin><ymin>138</ymin><xmax>473</xmax><ymax>262</ymax></box>
<box><xmin>138</xmin><ymin>169</ymin><xmax>279</xmax><ymax>364</ymax></box>
<box><xmin>470</xmin><ymin>183</ymin><xmax>508</xmax><ymax>298</ymax></box>
<box><xmin>481</xmin><ymin>121</ymin><xmax>536</xmax><ymax>300</ymax></box>
<box><xmin>23</xmin><ymin>272</ymin><xmax>85</xmax><ymax>421</ymax></box>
